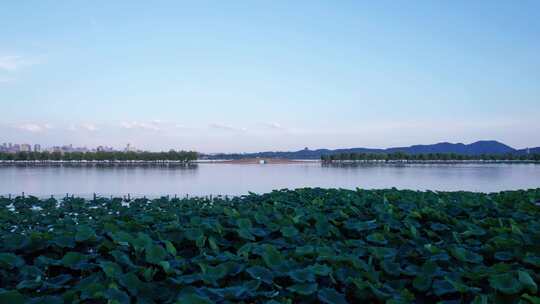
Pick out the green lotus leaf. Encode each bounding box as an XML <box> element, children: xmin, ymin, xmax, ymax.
<box><xmin>0</xmin><ymin>290</ymin><xmax>27</xmax><ymax>304</ymax></box>
<box><xmin>164</xmin><ymin>240</ymin><xmax>177</xmax><ymax>256</ymax></box>
<box><xmin>145</xmin><ymin>244</ymin><xmax>167</xmax><ymax>264</ymax></box>
<box><xmin>344</xmin><ymin>219</ymin><xmax>378</xmax><ymax>232</ymax></box>
<box><xmin>45</xmin><ymin>274</ymin><xmax>73</xmax><ymax>289</ymax></box>
<box><xmin>206</xmin><ymin>286</ymin><xmax>243</xmax><ymax>300</ymax></box>
<box><xmin>110</xmin><ymin>231</ymin><xmax>134</xmax><ymax>246</ymax></box>
<box><xmin>176</xmin><ymin>292</ymin><xmax>213</xmax><ymax>304</ymax></box>
<box><xmin>288</xmin><ymin>268</ymin><xmax>316</xmax><ymax>283</ymax></box>
<box><xmin>315</xmin><ymin>217</ymin><xmax>331</xmax><ymax>237</ymax></box>
<box><xmin>99</xmin><ymin>261</ymin><xmax>122</xmax><ymax>278</ymax></box>
<box><xmin>261</xmin><ymin>244</ymin><xmax>284</xmax><ymax>270</ymax></box>
<box><xmin>184</xmin><ymin>228</ymin><xmax>205</xmax><ymax>242</ymax></box>
<box><xmin>79</xmin><ymin>281</ymin><xmax>107</xmax><ymax>300</ymax></box>
<box><xmin>0</xmin><ymin>253</ymin><xmax>25</xmax><ymax>269</ymax></box>
<box><xmin>367</xmin><ymin>283</ymin><xmax>393</xmax><ymax>300</ymax></box>
<box><xmin>450</xmin><ymin>246</ymin><xmax>483</xmax><ymax>264</ymax></box>
<box><xmin>402</xmin><ymin>264</ymin><xmax>420</xmax><ymax>276</ymax></box>
<box><xmin>366</xmin><ymin>232</ymin><xmax>387</xmax><ymax>245</ymax></box>
<box><xmin>159</xmin><ymin>261</ymin><xmax>172</xmax><ymax>274</ymax></box>
<box><xmin>280</xmin><ymin>226</ymin><xmax>299</xmax><ymax>238</ymax></box>
<box><xmin>16</xmin><ymin>279</ymin><xmax>42</xmax><ymax>290</ymax></box>
<box><xmin>141</xmin><ymin>267</ymin><xmax>157</xmax><ymax>282</ymax></box>
<box><xmin>489</xmin><ymin>273</ymin><xmax>521</xmax><ymax>295</ymax></box>
<box><xmin>236</xmin><ymin>218</ymin><xmax>252</xmax><ymax>230</ymax></box>
<box><xmin>237</xmin><ymin>243</ymin><xmax>253</xmax><ymax>257</ymax></box>
<box><xmin>462</xmin><ymin>224</ymin><xmax>486</xmax><ymax>237</ymax></box>
<box><xmin>295</xmin><ymin>245</ymin><xmax>315</xmax><ymax>256</ymax></box>
<box><xmin>75</xmin><ymin>225</ymin><xmax>96</xmax><ymax>242</ymax></box>
<box><xmin>61</xmin><ymin>252</ymin><xmax>88</xmax><ymax>269</ymax></box>
<box><xmin>430</xmin><ymin>223</ymin><xmax>449</xmax><ymax>231</ymax></box>
<box><xmin>110</xmin><ymin>250</ymin><xmax>134</xmax><ymax>267</ymax></box>
<box><xmin>132</xmin><ymin>233</ymin><xmax>153</xmax><ymax>251</ymax></box>
<box><xmin>420</xmin><ymin>260</ymin><xmax>438</xmax><ymax>276</ymax></box>
<box><xmin>518</xmin><ymin>270</ymin><xmax>538</xmax><ymax>294</ymax></box>
<box><xmin>171</xmin><ymin>274</ymin><xmax>202</xmax><ymax>285</ymax></box>
<box><xmin>250</xmin><ymin>227</ymin><xmax>269</xmax><ymax>237</ymax></box>
<box><xmin>237</xmin><ymin>228</ymin><xmax>255</xmax><ymax>241</ymax></box>
<box><xmin>471</xmin><ymin>295</ymin><xmax>489</xmax><ymax>304</ymax></box>
<box><xmin>287</xmin><ymin>283</ymin><xmax>318</xmax><ymax>295</ymax></box>
<box><xmin>523</xmin><ymin>255</ymin><xmax>540</xmax><ymax>267</ymax></box>
<box><xmin>118</xmin><ymin>272</ymin><xmax>144</xmax><ymax>296</ymax></box>
<box><xmin>318</xmin><ymin>288</ymin><xmax>348</xmax><ymax>304</ymax></box>
<box><xmin>369</xmin><ymin>247</ymin><xmax>397</xmax><ymax>260</ymax></box>
<box><xmin>432</xmin><ymin>279</ymin><xmax>457</xmax><ymax>296</ymax></box>
<box><xmin>2</xmin><ymin>188</ymin><xmax>540</xmax><ymax>303</ymax></box>
<box><xmin>380</xmin><ymin>259</ymin><xmax>401</xmax><ymax>276</ymax></box>
<box><xmin>254</xmin><ymin>211</ymin><xmax>270</xmax><ymax>224</ymax></box>
<box><xmin>199</xmin><ymin>262</ymin><xmax>229</xmax><ymax>283</ymax></box>
<box><xmin>208</xmin><ymin>237</ymin><xmax>219</xmax><ymax>251</ymax></box>
<box><xmin>246</xmin><ymin>266</ymin><xmax>274</xmax><ymax>284</ymax></box>
<box><xmin>445</xmin><ymin>277</ymin><xmax>475</xmax><ymax>293</ymax></box>
<box><xmin>50</xmin><ymin>236</ymin><xmax>76</xmax><ymax>248</ymax></box>
<box><xmin>104</xmin><ymin>288</ymin><xmax>130</xmax><ymax>304</ymax></box>
<box><xmin>522</xmin><ymin>294</ymin><xmax>540</xmax><ymax>304</ymax></box>
<box><xmin>494</xmin><ymin>251</ymin><xmax>514</xmax><ymax>261</ymax></box>
<box><xmin>308</xmin><ymin>263</ymin><xmax>332</xmax><ymax>276</ymax></box>
<box><xmin>26</xmin><ymin>295</ymin><xmax>63</xmax><ymax>304</ymax></box>
<box><xmin>413</xmin><ymin>275</ymin><xmax>432</xmax><ymax>292</ymax></box>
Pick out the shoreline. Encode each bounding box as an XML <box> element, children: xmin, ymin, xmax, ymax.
<box><xmin>1</xmin><ymin>159</ymin><xmax>538</xmax><ymax>165</ymax></box>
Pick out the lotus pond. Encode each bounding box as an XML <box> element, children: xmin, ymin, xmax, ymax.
<box><xmin>1</xmin><ymin>188</ymin><xmax>540</xmax><ymax>303</ymax></box>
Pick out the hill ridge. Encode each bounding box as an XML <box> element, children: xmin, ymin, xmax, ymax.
<box><xmin>205</xmin><ymin>140</ymin><xmax>539</xmax><ymax>159</ymax></box>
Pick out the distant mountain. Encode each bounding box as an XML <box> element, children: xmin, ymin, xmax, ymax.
<box><xmin>385</xmin><ymin>140</ymin><xmax>515</xmax><ymax>155</ymax></box>
<box><xmin>203</xmin><ymin>141</ymin><xmax>538</xmax><ymax>160</ymax></box>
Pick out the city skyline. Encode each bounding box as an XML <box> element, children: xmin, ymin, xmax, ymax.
<box><xmin>2</xmin><ymin>1</ymin><xmax>540</xmax><ymax>152</ymax></box>
<box><xmin>1</xmin><ymin>139</ymin><xmax>539</xmax><ymax>155</ymax></box>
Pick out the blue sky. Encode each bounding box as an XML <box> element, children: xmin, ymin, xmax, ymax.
<box><xmin>1</xmin><ymin>1</ymin><xmax>539</xmax><ymax>152</ymax></box>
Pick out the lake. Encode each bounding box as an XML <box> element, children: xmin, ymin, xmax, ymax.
<box><xmin>1</xmin><ymin>163</ymin><xmax>539</xmax><ymax>198</ymax></box>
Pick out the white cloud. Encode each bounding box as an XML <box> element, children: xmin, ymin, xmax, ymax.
<box><xmin>209</xmin><ymin>123</ymin><xmax>247</xmax><ymax>132</ymax></box>
<box><xmin>121</xmin><ymin>121</ymin><xmax>161</xmax><ymax>131</ymax></box>
<box><xmin>68</xmin><ymin>123</ymin><xmax>98</xmax><ymax>131</ymax></box>
<box><xmin>81</xmin><ymin>123</ymin><xmax>98</xmax><ymax>131</ymax></box>
<box><xmin>15</xmin><ymin>123</ymin><xmax>53</xmax><ymax>133</ymax></box>
<box><xmin>263</xmin><ymin>122</ymin><xmax>285</xmax><ymax>130</ymax></box>
<box><xmin>0</xmin><ymin>55</ymin><xmax>36</xmax><ymax>71</ymax></box>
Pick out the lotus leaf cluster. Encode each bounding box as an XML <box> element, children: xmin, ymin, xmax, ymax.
<box><xmin>1</xmin><ymin>188</ymin><xmax>540</xmax><ymax>303</ymax></box>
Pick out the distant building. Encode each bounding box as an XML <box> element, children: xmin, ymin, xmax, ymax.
<box><xmin>125</xmin><ymin>143</ymin><xmax>137</xmax><ymax>152</ymax></box>
<box><xmin>20</xmin><ymin>144</ymin><xmax>31</xmax><ymax>152</ymax></box>
<box><xmin>50</xmin><ymin>146</ymin><xmax>63</xmax><ymax>153</ymax></box>
<box><xmin>97</xmin><ymin>145</ymin><xmax>114</xmax><ymax>152</ymax></box>
<box><xmin>34</xmin><ymin>144</ymin><xmax>41</xmax><ymax>152</ymax></box>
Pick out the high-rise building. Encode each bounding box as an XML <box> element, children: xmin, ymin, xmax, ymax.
<box><xmin>34</xmin><ymin>144</ymin><xmax>41</xmax><ymax>152</ymax></box>
<box><xmin>20</xmin><ymin>144</ymin><xmax>31</xmax><ymax>152</ymax></box>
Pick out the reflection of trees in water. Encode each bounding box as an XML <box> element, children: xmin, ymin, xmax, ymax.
<box><xmin>0</xmin><ymin>162</ymin><xmax>199</xmax><ymax>170</ymax></box>
<box><xmin>321</xmin><ymin>162</ymin><xmax>407</xmax><ymax>169</ymax></box>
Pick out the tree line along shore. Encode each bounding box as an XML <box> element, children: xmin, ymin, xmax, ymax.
<box><xmin>1</xmin><ymin>150</ymin><xmax>540</xmax><ymax>164</ymax></box>
<box><xmin>321</xmin><ymin>152</ymin><xmax>540</xmax><ymax>162</ymax></box>
<box><xmin>0</xmin><ymin>151</ymin><xmax>198</xmax><ymax>162</ymax></box>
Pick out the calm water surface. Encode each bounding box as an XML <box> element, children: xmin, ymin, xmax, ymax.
<box><xmin>1</xmin><ymin>163</ymin><xmax>539</xmax><ymax>197</ymax></box>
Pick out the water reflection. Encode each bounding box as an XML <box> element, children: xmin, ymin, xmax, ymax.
<box><xmin>1</xmin><ymin>163</ymin><xmax>539</xmax><ymax>197</ymax></box>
